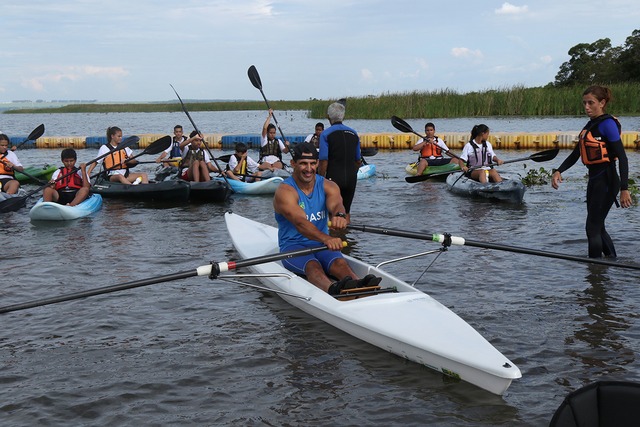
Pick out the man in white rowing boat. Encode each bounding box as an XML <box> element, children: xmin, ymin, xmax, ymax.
<box><xmin>274</xmin><ymin>142</ymin><xmax>381</xmax><ymax>295</ymax></box>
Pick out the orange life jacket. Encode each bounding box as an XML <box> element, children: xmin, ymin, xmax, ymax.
<box><xmin>0</xmin><ymin>156</ymin><xmax>14</xmax><ymax>176</ymax></box>
<box><xmin>579</xmin><ymin>114</ymin><xmax>621</xmax><ymax>165</ymax></box>
<box><xmin>54</xmin><ymin>167</ymin><xmax>83</xmax><ymax>191</ymax></box>
<box><xmin>103</xmin><ymin>146</ymin><xmax>129</xmax><ymax>171</ymax></box>
<box><xmin>419</xmin><ymin>137</ymin><xmax>443</xmax><ymax>158</ymax></box>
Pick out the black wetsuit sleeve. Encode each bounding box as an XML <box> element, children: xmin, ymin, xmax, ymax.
<box><xmin>556</xmin><ymin>144</ymin><xmax>580</xmax><ymax>174</ymax></box>
<box><xmin>608</xmin><ymin>139</ymin><xmax>629</xmax><ymax>190</ymax></box>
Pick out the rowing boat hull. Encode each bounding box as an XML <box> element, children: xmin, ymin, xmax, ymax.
<box><xmin>29</xmin><ymin>194</ymin><xmax>103</xmax><ymax>221</ymax></box>
<box><xmin>92</xmin><ymin>179</ymin><xmax>190</xmax><ymax>202</ymax></box>
<box><xmin>224</xmin><ymin>212</ymin><xmax>521</xmax><ymax>395</ymax></box>
<box><xmin>357</xmin><ymin>164</ymin><xmax>376</xmax><ymax>179</ymax></box>
<box><xmin>215</xmin><ymin>177</ymin><xmax>284</xmax><ymax>195</ymax></box>
<box><xmin>15</xmin><ymin>165</ymin><xmax>57</xmax><ymax>184</ymax></box>
<box><xmin>446</xmin><ymin>172</ymin><xmax>526</xmax><ymax>204</ymax></box>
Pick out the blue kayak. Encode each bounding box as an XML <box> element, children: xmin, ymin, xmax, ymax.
<box><xmin>29</xmin><ymin>194</ymin><xmax>103</xmax><ymax>221</ymax></box>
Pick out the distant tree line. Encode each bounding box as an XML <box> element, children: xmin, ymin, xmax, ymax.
<box><xmin>553</xmin><ymin>28</ymin><xmax>640</xmax><ymax>86</ymax></box>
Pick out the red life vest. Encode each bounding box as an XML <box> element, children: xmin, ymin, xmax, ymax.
<box><xmin>54</xmin><ymin>167</ymin><xmax>83</xmax><ymax>191</ymax></box>
<box><xmin>579</xmin><ymin>114</ymin><xmax>621</xmax><ymax>165</ymax></box>
<box><xmin>419</xmin><ymin>137</ymin><xmax>443</xmax><ymax>158</ymax></box>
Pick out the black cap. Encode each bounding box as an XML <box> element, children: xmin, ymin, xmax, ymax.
<box><xmin>291</xmin><ymin>142</ymin><xmax>319</xmax><ymax>160</ymax></box>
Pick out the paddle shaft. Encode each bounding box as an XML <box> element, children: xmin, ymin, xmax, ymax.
<box><xmin>347</xmin><ymin>224</ymin><xmax>640</xmax><ymax>271</ymax></box>
<box><xmin>0</xmin><ymin>244</ymin><xmax>335</xmax><ymax>314</ymax></box>
<box><xmin>170</xmin><ymin>84</ymin><xmax>231</xmax><ymax>186</ymax></box>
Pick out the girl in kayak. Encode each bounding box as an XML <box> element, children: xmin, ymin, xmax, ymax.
<box><xmin>0</xmin><ymin>133</ymin><xmax>24</xmax><ymax>194</ymax></box>
<box><xmin>551</xmin><ymin>85</ymin><xmax>631</xmax><ymax>258</ymax></box>
<box><xmin>88</xmin><ymin>126</ymin><xmax>149</xmax><ymax>185</ymax></box>
<box><xmin>459</xmin><ymin>124</ymin><xmax>504</xmax><ymax>183</ymax></box>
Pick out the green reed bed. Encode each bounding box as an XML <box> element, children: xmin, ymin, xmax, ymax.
<box><xmin>6</xmin><ymin>83</ymin><xmax>640</xmax><ymax>118</ymax></box>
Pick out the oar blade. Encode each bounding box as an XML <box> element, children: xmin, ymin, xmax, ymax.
<box><xmin>361</xmin><ymin>147</ymin><xmax>378</xmax><ymax>157</ymax></box>
<box><xmin>217</xmin><ymin>154</ymin><xmax>232</xmax><ymax>163</ymax></box>
<box><xmin>27</xmin><ymin>124</ymin><xmax>45</xmax><ymax>141</ymax></box>
<box><xmin>530</xmin><ymin>148</ymin><xmax>559</xmax><ymax>163</ymax></box>
<box><xmin>142</xmin><ymin>135</ymin><xmax>172</xmax><ymax>155</ymax></box>
<box><xmin>391</xmin><ymin>116</ymin><xmax>414</xmax><ymax>134</ymax></box>
<box><xmin>0</xmin><ymin>196</ymin><xmax>27</xmax><ymax>214</ymax></box>
<box><xmin>247</xmin><ymin>65</ymin><xmax>262</xmax><ymax>90</ymax></box>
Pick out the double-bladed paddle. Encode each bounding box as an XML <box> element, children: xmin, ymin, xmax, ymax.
<box><xmin>0</xmin><ymin>136</ymin><xmax>139</xmax><ymax>213</ymax></box>
<box><xmin>248</xmin><ymin>65</ymin><xmax>290</xmax><ymax>144</ymax></box>
<box><xmin>169</xmin><ymin>84</ymin><xmax>231</xmax><ymax>187</ymax></box>
<box><xmin>347</xmin><ymin>224</ymin><xmax>640</xmax><ymax>271</ymax></box>
<box><xmin>89</xmin><ymin>135</ymin><xmax>171</xmax><ymax>180</ymax></box>
<box><xmin>0</xmin><ymin>243</ymin><xmax>352</xmax><ymax>314</ymax></box>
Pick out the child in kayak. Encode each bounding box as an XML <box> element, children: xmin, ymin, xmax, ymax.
<box><xmin>0</xmin><ymin>133</ymin><xmax>25</xmax><ymax>194</ymax></box>
<box><xmin>87</xmin><ymin>126</ymin><xmax>149</xmax><ymax>185</ymax></box>
<box><xmin>226</xmin><ymin>142</ymin><xmax>262</xmax><ymax>182</ymax></box>
<box><xmin>459</xmin><ymin>124</ymin><xmax>504</xmax><ymax>183</ymax></box>
<box><xmin>43</xmin><ymin>148</ymin><xmax>90</xmax><ymax>206</ymax></box>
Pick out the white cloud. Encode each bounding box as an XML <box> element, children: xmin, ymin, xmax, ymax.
<box><xmin>21</xmin><ymin>66</ymin><xmax>129</xmax><ymax>92</ymax></box>
<box><xmin>540</xmin><ymin>55</ymin><xmax>552</xmax><ymax>64</ymax></box>
<box><xmin>361</xmin><ymin>69</ymin><xmax>374</xmax><ymax>81</ymax></box>
<box><xmin>495</xmin><ymin>2</ymin><xmax>529</xmax><ymax>15</ymax></box>
<box><xmin>451</xmin><ymin>47</ymin><xmax>484</xmax><ymax>60</ymax></box>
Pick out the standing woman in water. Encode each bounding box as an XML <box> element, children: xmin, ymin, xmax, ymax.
<box><xmin>551</xmin><ymin>85</ymin><xmax>631</xmax><ymax>258</ymax></box>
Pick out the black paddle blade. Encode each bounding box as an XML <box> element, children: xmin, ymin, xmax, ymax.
<box><xmin>143</xmin><ymin>135</ymin><xmax>172</xmax><ymax>155</ymax></box>
<box><xmin>27</xmin><ymin>124</ymin><xmax>45</xmax><ymax>141</ymax></box>
<box><xmin>361</xmin><ymin>147</ymin><xmax>378</xmax><ymax>157</ymax></box>
<box><xmin>0</xmin><ymin>196</ymin><xmax>27</xmax><ymax>214</ymax></box>
<box><xmin>248</xmin><ymin>65</ymin><xmax>262</xmax><ymax>90</ymax></box>
<box><xmin>216</xmin><ymin>154</ymin><xmax>232</xmax><ymax>163</ymax></box>
<box><xmin>530</xmin><ymin>148</ymin><xmax>559</xmax><ymax>163</ymax></box>
<box><xmin>391</xmin><ymin>116</ymin><xmax>414</xmax><ymax>134</ymax></box>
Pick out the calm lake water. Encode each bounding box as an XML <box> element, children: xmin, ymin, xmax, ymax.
<box><xmin>1</xmin><ymin>112</ymin><xmax>640</xmax><ymax>426</ymax></box>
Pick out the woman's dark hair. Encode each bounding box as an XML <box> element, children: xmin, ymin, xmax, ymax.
<box><xmin>106</xmin><ymin>126</ymin><xmax>122</xmax><ymax>143</ymax></box>
<box><xmin>470</xmin><ymin>124</ymin><xmax>489</xmax><ymax>141</ymax></box>
<box><xmin>583</xmin><ymin>85</ymin><xmax>612</xmax><ymax>106</ymax></box>
<box><xmin>0</xmin><ymin>134</ymin><xmax>9</xmax><ymax>143</ymax></box>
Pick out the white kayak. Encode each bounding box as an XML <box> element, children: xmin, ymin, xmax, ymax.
<box><xmin>357</xmin><ymin>164</ymin><xmax>376</xmax><ymax>179</ymax></box>
<box><xmin>224</xmin><ymin>212</ymin><xmax>521</xmax><ymax>395</ymax></box>
<box><xmin>446</xmin><ymin>172</ymin><xmax>526</xmax><ymax>204</ymax></box>
<box><xmin>29</xmin><ymin>194</ymin><xmax>103</xmax><ymax>221</ymax></box>
<box><xmin>214</xmin><ymin>176</ymin><xmax>284</xmax><ymax>195</ymax></box>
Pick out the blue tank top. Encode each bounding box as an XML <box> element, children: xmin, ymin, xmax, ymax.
<box><xmin>275</xmin><ymin>175</ymin><xmax>328</xmax><ymax>250</ymax></box>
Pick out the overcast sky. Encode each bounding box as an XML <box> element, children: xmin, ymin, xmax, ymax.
<box><xmin>1</xmin><ymin>1</ymin><xmax>638</xmax><ymax>103</ymax></box>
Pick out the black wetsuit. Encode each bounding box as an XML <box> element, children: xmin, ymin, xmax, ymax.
<box><xmin>318</xmin><ymin>122</ymin><xmax>361</xmax><ymax>213</ymax></box>
<box><xmin>556</xmin><ymin>115</ymin><xmax>629</xmax><ymax>258</ymax></box>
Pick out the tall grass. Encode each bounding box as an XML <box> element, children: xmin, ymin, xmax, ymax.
<box><xmin>6</xmin><ymin>83</ymin><xmax>640</xmax><ymax>118</ymax></box>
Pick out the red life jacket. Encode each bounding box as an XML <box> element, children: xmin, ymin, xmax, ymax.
<box><xmin>54</xmin><ymin>167</ymin><xmax>83</xmax><ymax>190</ymax></box>
<box><xmin>579</xmin><ymin>114</ymin><xmax>621</xmax><ymax>165</ymax></box>
<box><xmin>419</xmin><ymin>137</ymin><xmax>443</xmax><ymax>158</ymax></box>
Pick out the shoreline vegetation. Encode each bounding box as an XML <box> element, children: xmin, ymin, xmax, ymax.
<box><xmin>4</xmin><ymin>83</ymin><xmax>640</xmax><ymax>118</ymax></box>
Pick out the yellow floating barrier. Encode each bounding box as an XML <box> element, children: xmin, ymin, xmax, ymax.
<box><xmin>621</xmin><ymin>132</ymin><xmax>639</xmax><ymax>149</ymax></box>
<box><xmin>35</xmin><ymin>136</ymin><xmax>86</xmax><ymax>149</ymax></box>
<box><xmin>556</xmin><ymin>133</ymin><xmax>578</xmax><ymax>149</ymax></box>
<box><xmin>136</xmin><ymin>134</ymin><xmax>166</xmax><ymax>149</ymax></box>
<box><xmin>439</xmin><ymin>133</ymin><xmax>468</xmax><ymax>150</ymax></box>
<box><xmin>204</xmin><ymin>134</ymin><xmax>223</xmax><ymax>149</ymax></box>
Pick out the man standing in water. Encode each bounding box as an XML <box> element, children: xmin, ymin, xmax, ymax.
<box><xmin>318</xmin><ymin>102</ymin><xmax>362</xmax><ymax>221</ymax></box>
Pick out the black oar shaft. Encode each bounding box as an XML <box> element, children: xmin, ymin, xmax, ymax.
<box><xmin>348</xmin><ymin>224</ymin><xmax>640</xmax><ymax>271</ymax></box>
<box><xmin>0</xmin><ymin>270</ymin><xmax>198</xmax><ymax>314</ymax></box>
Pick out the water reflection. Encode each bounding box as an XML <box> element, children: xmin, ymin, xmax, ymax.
<box><xmin>568</xmin><ymin>265</ymin><xmax>634</xmax><ymax>374</ymax></box>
